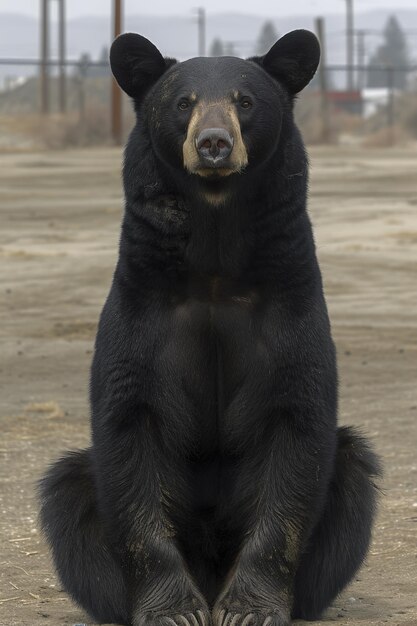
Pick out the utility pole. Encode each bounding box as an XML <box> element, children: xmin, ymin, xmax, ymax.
<box><xmin>387</xmin><ymin>65</ymin><xmax>395</xmax><ymax>146</ymax></box>
<box><xmin>344</xmin><ymin>0</ymin><xmax>355</xmax><ymax>90</ymax></box>
<box><xmin>356</xmin><ymin>29</ymin><xmax>366</xmax><ymax>90</ymax></box>
<box><xmin>40</xmin><ymin>0</ymin><xmax>66</xmax><ymax>115</ymax></box>
<box><xmin>111</xmin><ymin>0</ymin><xmax>123</xmax><ymax>145</ymax></box>
<box><xmin>40</xmin><ymin>0</ymin><xmax>49</xmax><ymax>114</ymax></box>
<box><xmin>197</xmin><ymin>8</ymin><xmax>206</xmax><ymax>57</ymax></box>
<box><xmin>58</xmin><ymin>0</ymin><xmax>66</xmax><ymax>113</ymax></box>
<box><xmin>315</xmin><ymin>17</ymin><xmax>331</xmax><ymax>143</ymax></box>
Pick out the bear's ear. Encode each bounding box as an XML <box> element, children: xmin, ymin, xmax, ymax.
<box><xmin>252</xmin><ymin>30</ymin><xmax>320</xmax><ymax>95</ymax></box>
<box><xmin>110</xmin><ymin>33</ymin><xmax>175</xmax><ymax>98</ymax></box>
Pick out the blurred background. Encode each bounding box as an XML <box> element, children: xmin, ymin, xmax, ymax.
<box><xmin>0</xmin><ymin>0</ymin><xmax>417</xmax><ymax>148</ymax></box>
<box><xmin>1</xmin><ymin>2</ymin><xmax>416</xmax><ymax>626</ymax></box>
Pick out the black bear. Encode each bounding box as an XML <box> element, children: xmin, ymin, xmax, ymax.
<box><xmin>39</xmin><ymin>30</ymin><xmax>381</xmax><ymax>626</ymax></box>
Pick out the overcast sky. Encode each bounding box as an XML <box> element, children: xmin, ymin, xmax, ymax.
<box><xmin>1</xmin><ymin>0</ymin><xmax>417</xmax><ymax>19</ymax></box>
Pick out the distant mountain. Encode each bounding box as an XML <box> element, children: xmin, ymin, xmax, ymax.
<box><xmin>1</xmin><ymin>9</ymin><xmax>416</xmax><ymax>82</ymax></box>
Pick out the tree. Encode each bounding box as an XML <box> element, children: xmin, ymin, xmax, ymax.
<box><xmin>99</xmin><ymin>46</ymin><xmax>109</xmax><ymax>64</ymax></box>
<box><xmin>255</xmin><ymin>21</ymin><xmax>278</xmax><ymax>56</ymax></box>
<box><xmin>95</xmin><ymin>46</ymin><xmax>110</xmax><ymax>77</ymax></box>
<box><xmin>367</xmin><ymin>16</ymin><xmax>410</xmax><ymax>89</ymax></box>
<box><xmin>224</xmin><ymin>42</ymin><xmax>236</xmax><ymax>56</ymax></box>
<box><xmin>210</xmin><ymin>38</ymin><xmax>224</xmax><ymax>57</ymax></box>
<box><xmin>75</xmin><ymin>52</ymin><xmax>91</xmax><ymax>78</ymax></box>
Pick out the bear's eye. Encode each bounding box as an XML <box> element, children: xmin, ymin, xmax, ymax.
<box><xmin>240</xmin><ymin>98</ymin><xmax>253</xmax><ymax>110</ymax></box>
<box><xmin>178</xmin><ymin>99</ymin><xmax>190</xmax><ymax>111</ymax></box>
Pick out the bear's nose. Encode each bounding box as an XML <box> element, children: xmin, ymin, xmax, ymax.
<box><xmin>196</xmin><ymin>128</ymin><xmax>234</xmax><ymax>163</ymax></box>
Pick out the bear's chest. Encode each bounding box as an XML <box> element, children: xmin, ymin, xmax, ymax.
<box><xmin>170</xmin><ymin>276</ymin><xmax>262</xmax><ymax>377</ymax></box>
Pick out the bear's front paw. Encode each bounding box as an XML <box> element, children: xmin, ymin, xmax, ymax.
<box><xmin>133</xmin><ymin>609</ymin><xmax>211</xmax><ymax>626</ymax></box>
<box><xmin>213</xmin><ymin>578</ymin><xmax>290</xmax><ymax>626</ymax></box>
<box><xmin>213</xmin><ymin>610</ymin><xmax>289</xmax><ymax>626</ymax></box>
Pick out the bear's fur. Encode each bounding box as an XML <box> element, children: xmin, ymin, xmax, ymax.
<box><xmin>39</xmin><ymin>31</ymin><xmax>381</xmax><ymax>626</ymax></box>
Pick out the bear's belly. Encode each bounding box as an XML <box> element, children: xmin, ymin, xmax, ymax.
<box><xmin>156</xmin><ymin>293</ymin><xmax>266</xmax><ymax>454</ymax></box>
<box><xmin>155</xmin><ymin>292</ymin><xmax>273</xmax><ymax>514</ymax></box>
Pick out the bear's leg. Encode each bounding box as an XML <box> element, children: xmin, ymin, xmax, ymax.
<box><xmin>39</xmin><ymin>449</ymin><xmax>129</xmax><ymax>625</ymax></box>
<box><xmin>90</xmin><ymin>411</ymin><xmax>210</xmax><ymax>626</ymax></box>
<box><xmin>292</xmin><ymin>426</ymin><xmax>381</xmax><ymax>621</ymax></box>
<box><xmin>213</xmin><ymin>417</ymin><xmax>340</xmax><ymax>626</ymax></box>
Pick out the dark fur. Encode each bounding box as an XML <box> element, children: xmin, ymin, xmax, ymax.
<box><xmin>39</xmin><ymin>31</ymin><xmax>381</xmax><ymax>626</ymax></box>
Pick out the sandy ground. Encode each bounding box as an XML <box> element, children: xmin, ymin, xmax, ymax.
<box><xmin>0</xmin><ymin>146</ymin><xmax>416</xmax><ymax>626</ymax></box>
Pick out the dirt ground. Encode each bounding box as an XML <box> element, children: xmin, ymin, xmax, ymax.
<box><xmin>0</xmin><ymin>145</ymin><xmax>416</xmax><ymax>626</ymax></box>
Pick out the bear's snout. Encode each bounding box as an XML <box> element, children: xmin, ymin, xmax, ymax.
<box><xmin>183</xmin><ymin>100</ymin><xmax>248</xmax><ymax>178</ymax></box>
<box><xmin>196</xmin><ymin>128</ymin><xmax>234</xmax><ymax>165</ymax></box>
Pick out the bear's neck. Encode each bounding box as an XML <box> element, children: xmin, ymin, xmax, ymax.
<box><xmin>184</xmin><ymin>190</ymin><xmax>251</xmax><ymax>276</ymax></box>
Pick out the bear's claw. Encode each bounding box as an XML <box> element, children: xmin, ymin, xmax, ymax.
<box><xmin>216</xmin><ymin>612</ymin><xmax>288</xmax><ymax>626</ymax></box>
<box><xmin>133</xmin><ymin>610</ymin><xmax>210</xmax><ymax>626</ymax></box>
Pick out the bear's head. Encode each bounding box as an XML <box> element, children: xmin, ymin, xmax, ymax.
<box><xmin>110</xmin><ymin>31</ymin><xmax>320</xmax><ymax>204</ymax></box>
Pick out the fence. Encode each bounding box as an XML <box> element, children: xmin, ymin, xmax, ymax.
<box><xmin>0</xmin><ymin>58</ymin><xmax>416</xmax><ymax>149</ymax></box>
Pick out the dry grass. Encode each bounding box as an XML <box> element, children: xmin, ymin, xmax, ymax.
<box><xmin>295</xmin><ymin>92</ymin><xmax>365</xmax><ymax>145</ymax></box>
<box><xmin>35</xmin><ymin>107</ymin><xmax>112</xmax><ymax>149</ymax></box>
<box><xmin>23</xmin><ymin>402</ymin><xmax>64</xmax><ymax>420</ymax></box>
<box><xmin>362</xmin><ymin>125</ymin><xmax>410</xmax><ymax>147</ymax></box>
<box><xmin>0</xmin><ymin>107</ymin><xmax>136</xmax><ymax>149</ymax></box>
<box><xmin>296</xmin><ymin>89</ymin><xmax>417</xmax><ymax>146</ymax></box>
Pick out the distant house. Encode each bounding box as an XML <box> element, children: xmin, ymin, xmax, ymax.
<box><xmin>362</xmin><ymin>89</ymin><xmax>392</xmax><ymax>118</ymax></box>
<box><xmin>325</xmin><ymin>90</ymin><xmax>363</xmax><ymax>116</ymax></box>
<box><xmin>1</xmin><ymin>75</ymin><xmax>28</xmax><ymax>92</ymax></box>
